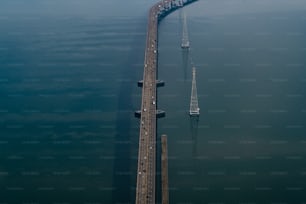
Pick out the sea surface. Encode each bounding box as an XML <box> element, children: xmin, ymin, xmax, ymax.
<box><xmin>1</xmin><ymin>0</ymin><xmax>306</xmax><ymax>203</ymax></box>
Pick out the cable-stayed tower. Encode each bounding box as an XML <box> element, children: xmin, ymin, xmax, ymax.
<box><xmin>190</xmin><ymin>67</ymin><xmax>200</xmax><ymax>116</ymax></box>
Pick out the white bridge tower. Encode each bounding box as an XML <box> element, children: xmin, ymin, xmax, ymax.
<box><xmin>190</xmin><ymin>67</ymin><xmax>200</xmax><ymax>116</ymax></box>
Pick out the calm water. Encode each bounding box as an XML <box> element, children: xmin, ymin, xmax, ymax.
<box><xmin>0</xmin><ymin>0</ymin><xmax>306</xmax><ymax>203</ymax></box>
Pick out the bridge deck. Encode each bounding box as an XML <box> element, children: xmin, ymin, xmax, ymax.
<box><xmin>135</xmin><ymin>1</ymin><xmax>197</xmax><ymax>204</ymax></box>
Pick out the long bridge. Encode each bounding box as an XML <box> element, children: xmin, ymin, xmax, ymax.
<box><xmin>135</xmin><ymin>0</ymin><xmax>197</xmax><ymax>203</ymax></box>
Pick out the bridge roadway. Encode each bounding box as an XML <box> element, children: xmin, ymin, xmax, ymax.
<box><xmin>135</xmin><ymin>1</ymin><xmax>197</xmax><ymax>203</ymax></box>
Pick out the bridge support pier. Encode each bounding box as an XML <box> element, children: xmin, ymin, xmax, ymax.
<box><xmin>137</xmin><ymin>80</ymin><xmax>165</xmax><ymax>87</ymax></box>
<box><xmin>134</xmin><ymin>110</ymin><xmax>165</xmax><ymax>118</ymax></box>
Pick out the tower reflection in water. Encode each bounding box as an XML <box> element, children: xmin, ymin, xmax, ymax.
<box><xmin>189</xmin><ymin>115</ymin><xmax>199</xmax><ymax>157</ymax></box>
<box><xmin>182</xmin><ymin>48</ymin><xmax>189</xmax><ymax>82</ymax></box>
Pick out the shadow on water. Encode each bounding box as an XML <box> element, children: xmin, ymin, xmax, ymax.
<box><xmin>189</xmin><ymin>115</ymin><xmax>199</xmax><ymax>157</ymax></box>
<box><xmin>112</xmin><ymin>19</ymin><xmax>146</xmax><ymax>203</ymax></box>
<box><xmin>182</xmin><ymin>48</ymin><xmax>189</xmax><ymax>82</ymax></box>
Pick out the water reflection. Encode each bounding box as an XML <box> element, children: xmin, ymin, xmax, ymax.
<box><xmin>182</xmin><ymin>48</ymin><xmax>189</xmax><ymax>81</ymax></box>
<box><xmin>189</xmin><ymin>115</ymin><xmax>199</xmax><ymax>157</ymax></box>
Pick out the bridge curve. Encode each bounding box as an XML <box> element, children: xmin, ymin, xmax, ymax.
<box><xmin>135</xmin><ymin>0</ymin><xmax>198</xmax><ymax>203</ymax></box>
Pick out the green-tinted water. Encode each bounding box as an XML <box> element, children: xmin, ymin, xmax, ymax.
<box><xmin>0</xmin><ymin>0</ymin><xmax>306</xmax><ymax>203</ymax></box>
<box><xmin>158</xmin><ymin>0</ymin><xmax>306</xmax><ymax>203</ymax></box>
